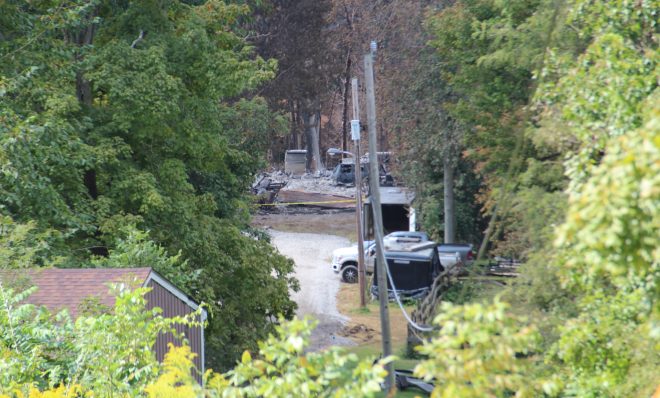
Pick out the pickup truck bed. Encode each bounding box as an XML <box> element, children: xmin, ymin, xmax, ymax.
<box><xmin>438</xmin><ymin>243</ymin><xmax>475</xmax><ymax>269</ymax></box>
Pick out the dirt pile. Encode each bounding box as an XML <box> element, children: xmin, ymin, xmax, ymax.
<box><xmin>339</xmin><ymin>323</ymin><xmax>378</xmax><ymax>343</ymax></box>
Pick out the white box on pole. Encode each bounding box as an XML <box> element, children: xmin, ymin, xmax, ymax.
<box><xmin>351</xmin><ymin>119</ymin><xmax>361</xmax><ymax>141</ymax></box>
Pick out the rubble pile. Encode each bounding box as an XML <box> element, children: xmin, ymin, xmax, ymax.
<box><xmin>256</xmin><ymin>170</ymin><xmax>357</xmax><ymax>198</ymax></box>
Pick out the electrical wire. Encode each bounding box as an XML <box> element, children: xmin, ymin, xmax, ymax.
<box><xmin>381</xmin><ymin>260</ymin><xmax>435</xmax><ymax>332</ymax></box>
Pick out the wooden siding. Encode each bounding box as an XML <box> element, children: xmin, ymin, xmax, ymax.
<box><xmin>145</xmin><ymin>280</ymin><xmax>203</xmax><ymax>379</ymax></box>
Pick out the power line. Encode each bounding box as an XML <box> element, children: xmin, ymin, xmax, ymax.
<box><xmin>382</xmin><ymin>260</ymin><xmax>434</xmax><ymax>332</ymax></box>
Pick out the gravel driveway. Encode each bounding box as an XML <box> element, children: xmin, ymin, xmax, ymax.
<box><xmin>269</xmin><ymin>230</ymin><xmax>356</xmax><ymax>351</ymax></box>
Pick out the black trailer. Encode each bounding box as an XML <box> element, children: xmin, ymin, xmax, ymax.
<box><xmin>371</xmin><ymin>243</ymin><xmax>443</xmax><ymax>299</ymax></box>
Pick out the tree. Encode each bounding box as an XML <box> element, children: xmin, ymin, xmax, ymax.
<box><xmin>0</xmin><ymin>280</ymin><xmax>386</xmax><ymax>397</ymax></box>
<box><xmin>414</xmin><ymin>298</ymin><xmax>543</xmax><ymax>398</ymax></box>
<box><xmin>254</xmin><ymin>0</ymin><xmax>340</xmax><ymax>170</ymax></box>
<box><xmin>424</xmin><ymin>0</ymin><xmax>577</xmax><ymax>257</ymax></box>
<box><xmin>543</xmin><ymin>3</ymin><xmax>659</xmax><ymax>388</ymax></box>
<box><xmin>421</xmin><ymin>0</ymin><xmax>659</xmax><ymax>395</ymax></box>
<box><xmin>0</xmin><ymin>0</ymin><xmax>297</xmax><ymax>369</ymax></box>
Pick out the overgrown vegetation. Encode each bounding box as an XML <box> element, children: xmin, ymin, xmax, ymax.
<box><xmin>0</xmin><ymin>0</ymin><xmax>296</xmax><ymax>369</ymax></box>
<box><xmin>0</xmin><ymin>281</ymin><xmax>386</xmax><ymax>397</ymax></box>
<box><xmin>417</xmin><ymin>0</ymin><xmax>659</xmax><ymax>396</ymax></box>
<box><xmin>0</xmin><ymin>0</ymin><xmax>657</xmax><ymax>396</ymax></box>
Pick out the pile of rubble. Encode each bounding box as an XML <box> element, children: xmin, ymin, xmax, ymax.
<box><xmin>255</xmin><ymin>170</ymin><xmax>357</xmax><ymax>198</ymax></box>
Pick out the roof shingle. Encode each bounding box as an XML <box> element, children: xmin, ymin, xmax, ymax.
<box><xmin>0</xmin><ymin>268</ymin><xmax>152</xmax><ymax>318</ymax></box>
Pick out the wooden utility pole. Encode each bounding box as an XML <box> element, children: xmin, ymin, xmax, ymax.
<box><xmin>443</xmin><ymin>154</ymin><xmax>455</xmax><ymax>243</ymax></box>
<box><xmin>364</xmin><ymin>52</ymin><xmax>395</xmax><ymax>392</ymax></box>
<box><xmin>351</xmin><ymin>78</ymin><xmax>367</xmax><ymax>308</ymax></box>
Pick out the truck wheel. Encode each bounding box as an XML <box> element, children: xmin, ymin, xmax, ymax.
<box><xmin>341</xmin><ymin>265</ymin><xmax>359</xmax><ymax>284</ymax></box>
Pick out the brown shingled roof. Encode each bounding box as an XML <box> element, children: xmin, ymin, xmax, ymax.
<box><xmin>0</xmin><ymin>268</ymin><xmax>152</xmax><ymax>318</ymax></box>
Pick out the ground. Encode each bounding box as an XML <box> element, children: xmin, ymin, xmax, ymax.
<box><xmin>255</xmin><ymin>208</ymin><xmax>413</xmax><ymax>354</ymax></box>
<box><xmin>268</xmin><ymin>229</ymin><xmax>355</xmax><ymax>350</ymax></box>
<box><xmin>252</xmin><ymin>208</ymin><xmax>358</xmax><ymax>241</ymax></box>
<box><xmin>255</xmin><ymin>206</ymin><xmax>504</xmax><ymax>397</ymax></box>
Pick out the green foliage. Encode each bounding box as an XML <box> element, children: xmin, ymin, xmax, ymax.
<box><xmin>425</xmin><ymin>0</ymin><xmax>553</xmax><ymax>174</ymax></box>
<box><xmin>417</xmin><ymin>3</ymin><xmax>659</xmax><ymax>393</ymax></box>
<box><xmin>0</xmin><ymin>282</ymin><xmax>384</xmax><ymax>398</ymax></box>
<box><xmin>0</xmin><ymin>0</ymin><xmax>295</xmax><ymax>369</ymax></box>
<box><xmin>423</xmin><ymin>6</ymin><xmax>658</xmax><ymax>395</ymax></box>
<box><xmin>90</xmin><ymin>227</ymin><xmax>199</xmax><ymax>294</ymax></box>
<box><xmin>549</xmin><ymin>103</ymin><xmax>659</xmax><ymax>397</ymax></box>
<box><xmin>537</xmin><ymin>0</ymin><xmax>658</xmax><ymax>188</ymax></box>
<box><xmin>507</xmin><ymin>248</ymin><xmax>575</xmax><ymax>314</ymax></box>
<box><xmin>0</xmin><ymin>284</ymin><xmax>66</xmax><ymax>390</ymax></box>
<box><xmin>549</xmin><ymin>289</ymin><xmax>655</xmax><ymax>397</ymax></box>
<box><xmin>396</xmin><ymin>49</ymin><xmax>486</xmax><ymax>244</ymax></box>
<box><xmin>207</xmin><ymin>318</ymin><xmax>388</xmax><ymax>397</ymax></box>
<box><xmin>438</xmin><ymin>279</ymin><xmax>476</xmax><ymax>305</ymax></box>
<box><xmin>414</xmin><ymin>298</ymin><xmax>545</xmax><ymax>398</ymax></box>
<box><xmin>0</xmin><ymin>216</ymin><xmax>61</xmax><ymax>269</ymax></box>
<box><xmin>70</xmin><ymin>285</ymin><xmax>200</xmax><ymax>396</ymax></box>
<box><xmin>528</xmin><ymin>0</ymin><xmax>659</xmax><ymax>395</ymax></box>
<box><xmin>421</xmin><ymin>0</ymin><xmax>576</xmax><ymax>254</ymax></box>
<box><xmin>556</xmin><ymin>113</ymin><xmax>660</xmax><ymax>291</ymax></box>
<box><xmin>0</xmin><ymin>281</ymin><xmax>197</xmax><ymax>396</ymax></box>
<box><xmin>493</xmin><ymin>184</ymin><xmax>565</xmax><ymax>259</ymax></box>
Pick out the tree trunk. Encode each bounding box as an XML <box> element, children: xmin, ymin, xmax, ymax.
<box><xmin>70</xmin><ymin>12</ymin><xmax>98</xmax><ymax>199</ymax></box>
<box><xmin>297</xmin><ymin>101</ymin><xmax>304</xmax><ymax>150</ymax></box>
<box><xmin>289</xmin><ymin>101</ymin><xmax>297</xmax><ymax>149</ymax></box>
<box><xmin>71</xmin><ymin>9</ymin><xmax>106</xmax><ymax>256</ymax></box>
<box><xmin>302</xmin><ymin>100</ymin><xmax>323</xmax><ymax>172</ymax></box>
<box><xmin>72</xmin><ymin>11</ymin><xmax>97</xmax><ymax>107</ymax></box>
<box><xmin>341</xmin><ymin>54</ymin><xmax>351</xmax><ymax>153</ymax></box>
<box><xmin>443</xmin><ymin>154</ymin><xmax>455</xmax><ymax>243</ymax></box>
<box><xmin>477</xmin><ymin>204</ymin><xmax>497</xmax><ymax>260</ymax></box>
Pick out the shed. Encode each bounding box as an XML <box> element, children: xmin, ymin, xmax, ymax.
<box><xmin>0</xmin><ymin>267</ymin><xmax>206</xmax><ymax>375</ymax></box>
<box><xmin>364</xmin><ymin>187</ymin><xmax>416</xmax><ymax>239</ymax></box>
<box><xmin>284</xmin><ymin>149</ymin><xmax>307</xmax><ymax>174</ymax></box>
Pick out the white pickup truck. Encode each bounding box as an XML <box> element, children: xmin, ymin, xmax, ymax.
<box><xmin>331</xmin><ymin>232</ymin><xmax>474</xmax><ymax>283</ymax></box>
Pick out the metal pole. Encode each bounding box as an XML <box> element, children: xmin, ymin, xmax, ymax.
<box><xmin>351</xmin><ymin>78</ymin><xmax>366</xmax><ymax>308</ymax></box>
<box><xmin>364</xmin><ymin>53</ymin><xmax>394</xmax><ymax>392</ymax></box>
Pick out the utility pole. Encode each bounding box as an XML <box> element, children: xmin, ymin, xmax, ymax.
<box><xmin>351</xmin><ymin>78</ymin><xmax>367</xmax><ymax>308</ymax></box>
<box><xmin>364</xmin><ymin>50</ymin><xmax>395</xmax><ymax>392</ymax></box>
<box><xmin>443</xmin><ymin>154</ymin><xmax>455</xmax><ymax>243</ymax></box>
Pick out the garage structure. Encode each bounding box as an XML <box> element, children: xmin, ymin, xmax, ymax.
<box><xmin>363</xmin><ymin>186</ymin><xmax>416</xmax><ymax>240</ymax></box>
<box><xmin>0</xmin><ymin>267</ymin><xmax>206</xmax><ymax>375</ymax></box>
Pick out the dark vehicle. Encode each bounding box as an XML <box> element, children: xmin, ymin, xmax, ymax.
<box><xmin>331</xmin><ymin>161</ymin><xmax>391</xmax><ymax>186</ymax></box>
<box><xmin>331</xmin><ymin>162</ymin><xmax>369</xmax><ymax>185</ymax></box>
<box><xmin>371</xmin><ymin>242</ymin><xmax>443</xmax><ymax>299</ymax></box>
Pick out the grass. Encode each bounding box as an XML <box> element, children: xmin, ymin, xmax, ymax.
<box><xmin>335</xmin><ymin>283</ymin><xmax>431</xmax><ymax>396</ymax></box>
<box><xmin>352</xmin><ymin>306</ymin><xmax>373</xmax><ymax>315</ymax></box>
<box><xmin>348</xmin><ymin>342</ymin><xmax>428</xmax><ymax>397</ymax></box>
<box><xmin>334</xmin><ymin>269</ymin><xmax>515</xmax><ymax>397</ymax></box>
<box><xmin>253</xmin><ymin>211</ymin><xmax>520</xmax><ymax>396</ymax></box>
<box><xmin>336</xmin><ymin>283</ymin><xmax>415</xmax><ymax>348</ymax></box>
<box><xmin>346</xmin><ymin>342</ymin><xmax>415</xmax><ymax>365</ymax></box>
<box><xmin>251</xmin><ymin>209</ymin><xmax>358</xmax><ymax>241</ymax></box>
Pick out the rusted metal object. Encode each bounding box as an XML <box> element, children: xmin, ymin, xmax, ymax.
<box><xmin>252</xmin><ymin>175</ymin><xmax>287</xmax><ymax>204</ymax></box>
